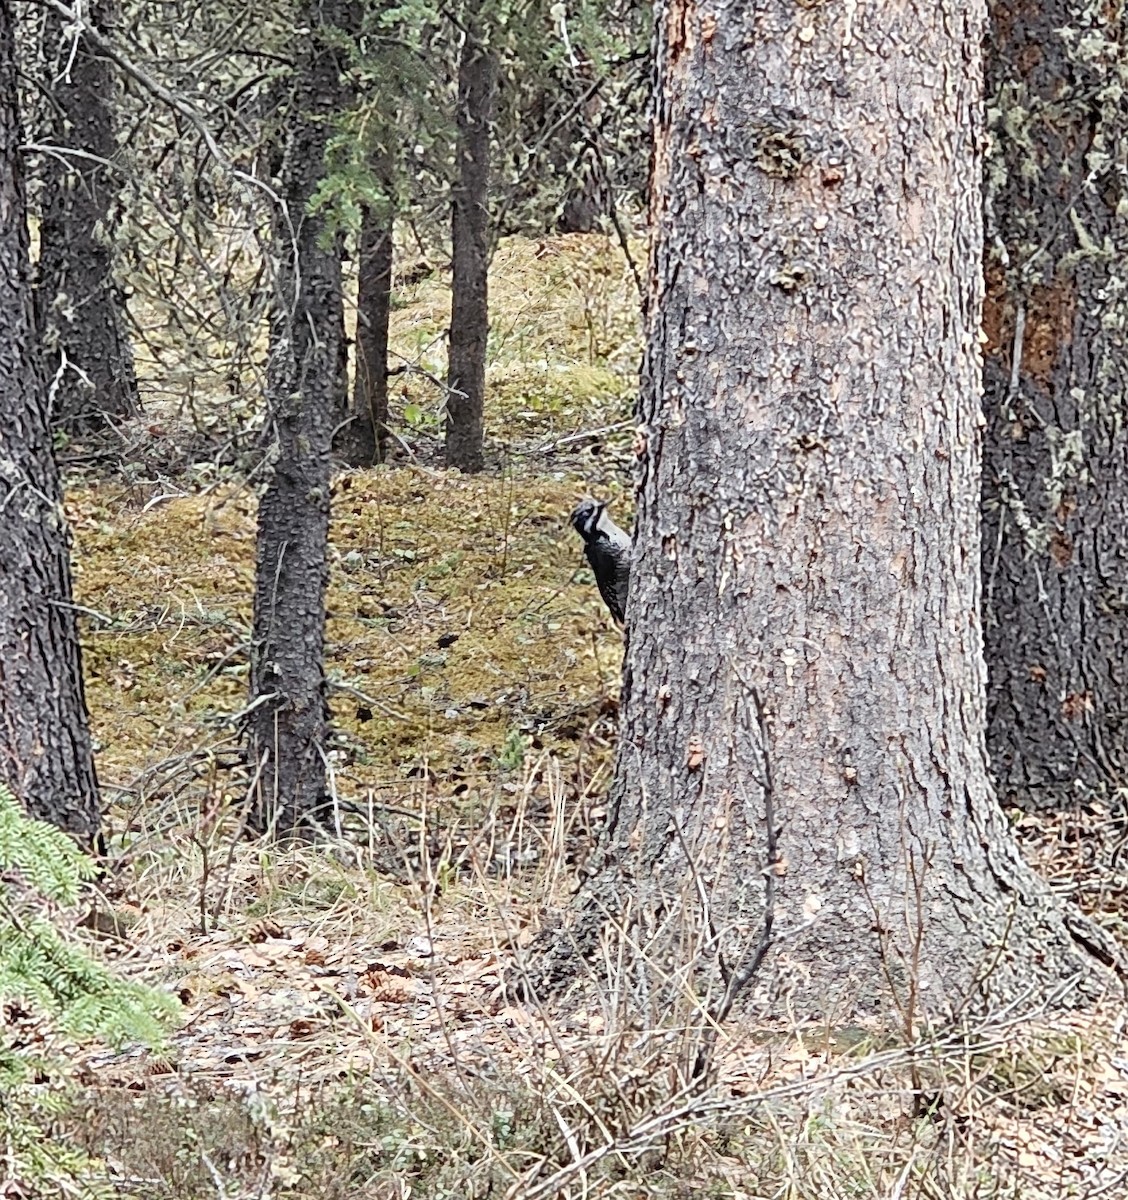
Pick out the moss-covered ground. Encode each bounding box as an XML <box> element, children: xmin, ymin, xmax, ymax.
<box><xmin>69</xmin><ymin>234</ymin><xmax>639</xmax><ymax>807</ymax></box>
<box><xmin>72</xmin><ymin>469</ymin><xmax>627</xmax><ymax>793</ymax></box>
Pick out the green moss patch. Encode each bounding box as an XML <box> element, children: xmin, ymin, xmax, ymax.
<box><xmin>69</xmin><ymin>468</ymin><xmax>630</xmax><ymax>798</ymax></box>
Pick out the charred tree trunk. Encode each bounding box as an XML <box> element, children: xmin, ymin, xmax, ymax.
<box><xmin>981</xmin><ymin>2</ymin><xmax>1128</xmax><ymax>811</ymax></box>
<box><xmin>35</xmin><ymin>0</ymin><xmax>138</xmax><ymax>436</ymax></box>
<box><xmin>555</xmin><ymin>63</ymin><xmax>610</xmax><ymax>235</ymax></box>
<box><xmin>336</xmin><ymin>199</ymin><xmax>393</xmax><ymax>466</ymax></box>
<box><xmin>557</xmin><ymin>148</ymin><xmax>607</xmax><ymax>235</ymax></box>
<box><xmin>544</xmin><ymin>0</ymin><xmax>1118</xmax><ymax>1019</ymax></box>
<box><xmin>445</xmin><ymin>1</ymin><xmax>496</xmax><ymax>474</ymax></box>
<box><xmin>248</xmin><ymin>0</ymin><xmax>350</xmax><ymax>838</ymax></box>
<box><xmin>0</xmin><ymin>0</ymin><xmax>100</xmax><ymax>844</ymax></box>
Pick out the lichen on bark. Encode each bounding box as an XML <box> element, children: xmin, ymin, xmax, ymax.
<box><xmin>982</xmin><ymin>0</ymin><xmax>1128</xmax><ymax>810</ymax></box>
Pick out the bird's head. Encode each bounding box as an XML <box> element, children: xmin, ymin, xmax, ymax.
<box><xmin>571</xmin><ymin>497</ymin><xmax>608</xmax><ymax>543</ymax></box>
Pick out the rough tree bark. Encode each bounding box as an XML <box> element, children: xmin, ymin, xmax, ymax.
<box><xmin>981</xmin><ymin>2</ymin><xmax>1128</xmax><ymax>810</ymax></box>
<box><xmin>35</xmin><ymin>0</ymin><xmax>139</xmax><ymax>436</ymax></box>
<box><xmin>546</xmin><ymin>0</ymin><xmax>1119</xmax><ymax>1019</ymax></box>
<box><xmin>336</xmin><ymin>197</ymin><xmax>393</xmax><ymax>466</ymax></box>
<box><xmin>248</xmin><ymin>0</ymin><xmax>350</xmax><ymax>837</ymax></box>
<box><xmin>445</xmin><ymin>0</ymin><xmax>496</xmax><ymax>474</ymax></box>
<box><xmin>0</xmin><ymin>0</ymin><xmax>100</xmax><ymax>843</ymax></box>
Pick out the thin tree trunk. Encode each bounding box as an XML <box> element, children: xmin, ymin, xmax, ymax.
<box><xmin>556</xmin><ymin>68</ymin><xmax>609</xmax><ymax>235</ymax></box>
<box><xmin>543</xmin><ymin>0</ymin><xmax>1117</xmax><ymax>1018</ymax></box>
<box><xmin>981</xmin><ymin>1</ymin><xmax>1128</xmax><ymax>811</ymax></box>
<box><xmin>248</xmin><ymin>0</ymin><xmax>350</xmax><ymax>838</ymax></box>
<box><xmin>445</xmin><ymin>1</ymin><xmax>496</xmax><ymax>474</ymax></box>
<box><xmin>557</xmin><ymin>150</ymin><xmax>606</xmax><ymax>235</ymax></box>
<box><xmin>337</xmin><ymin>200</ymin><xmax>392</xmax><ymax>466</ymax></box>
<box><xmin>35</xmin><ymin>0</ymin><xmax>138</xmax><ymax>436</ymax></box>
<box><xmin>0</xmin><ymin>0</ymin><xmax>100</xmax><ymax>844</ymax></box>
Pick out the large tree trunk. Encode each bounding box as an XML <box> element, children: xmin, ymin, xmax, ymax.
<box><xmin>445</xmin><ymin>1</ymin><xmax>496</xmax><ymax>474</ymax></box>
<box><xmin>981</xmin><ymin>2</ymin><xmax>1128</xmax><ymax>811</ymax></box>
<box><xmin>35</xmin><ymin>0</ymin><xmax>139</xmax><ymax>437</ymax></box>
<box><xmin>248</xmin><ymin>0</ymin><xmax>350</xmax><ymax>838</ymax></box>
<box><xmin>336</xmin><ymin>199</ymin><xmax>393</xmax><ymax>466</ymax></box>
<box><xmin>0</xmin><ymin>0</ymin><xmax>100</xmax><ymax>844</ymax></box>
<box><xmin>545</xmin><ymin>0</ymin><xmax>1118</xmax><ymax>1019</ymax></box>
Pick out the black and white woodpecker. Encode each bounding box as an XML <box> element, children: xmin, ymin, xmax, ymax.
<box><xmin>570</xmin><ymin>497</ymin><xmax>631</xmax><ymax>626</ymax></box>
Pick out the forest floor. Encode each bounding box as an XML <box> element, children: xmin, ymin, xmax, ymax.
<box><xmin>32</xmin><ymin>234</ymin><xmax>1128</xmax><ymax>1198</ymax></box>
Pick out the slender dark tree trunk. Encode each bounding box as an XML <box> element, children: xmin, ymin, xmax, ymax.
<box><xmin>557</xmin><ymin>149</ymin><xmax>606</xmax><ymax>235</ymax></box>
<box><xmin>248</xmin><ymin>0</ymin><xmax>350</xmax><ymax>838</ymax></box>
<box><xmin>35</xmin><ymin>0</ymin><xmax>138</xmax><ymax>436</ymax></box>
<box><xmin>981</xmin><ymin>2</ymin><xmax>1128</xmax><ymax>811</ymax></box>
<box><xmin>555</xmin><ymin>69</ymin><xmax>609</xmax><ymax>235</ymax></box>
<box><xmin>445</xmin><ymin>1</ymin><xmax>496</xmax><ymax>473</ymax></box>
<box><xmin>336</xmin><ymin>199</ymin><xmax>393</xmax><ymax>466</ymax></box>
<box><xmin>0</xmin><ymin>0</ymin><xmax>100</xmax><ymax>844</ymax></box>
<box><xmin>542</xmin><ymin>0</ymin><xmax>1118</xmax><ymax>1018</ymax></box>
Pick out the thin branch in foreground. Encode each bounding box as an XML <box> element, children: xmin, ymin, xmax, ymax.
<box><xmin>38</xmin><ymin>0</ymin><xmax>300</xmax><ymax>310</ymax></box>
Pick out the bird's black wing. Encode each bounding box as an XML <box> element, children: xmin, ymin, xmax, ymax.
<box><xmin>587</xmin><ymin>541</ymin><xmax>629</xmax><ymax>625</ymax></box>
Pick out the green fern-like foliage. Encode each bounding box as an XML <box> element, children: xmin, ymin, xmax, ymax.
<box><xmin>0</xmin><ymin>786</ymin><xmax>99</xmax><ymax>901</ymax></box>
<box><xmin>0</xmin><ymin>785</ymin><xmax>179</xmax><ymax>1043</ymax></box>
<box><xmin>0</xmin><ymin>785</ymin><xmax>179</xmax><ymax>1196</ymax></box>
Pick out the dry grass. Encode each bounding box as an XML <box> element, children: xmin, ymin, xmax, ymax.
<box><xmin>30</xmin><ymin>232</ymin><xmax>1128</xmax><ymax>1198</ymax></box>
<box><xmin>59</xmin><ymin>761</ymin><xmax>1128</xmax><ymax>1200</ymax></box>
<box><xmin>61</xmin><ymin>802</ymin><xmax>1128</xmax><ymax>1199</ymax></box>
